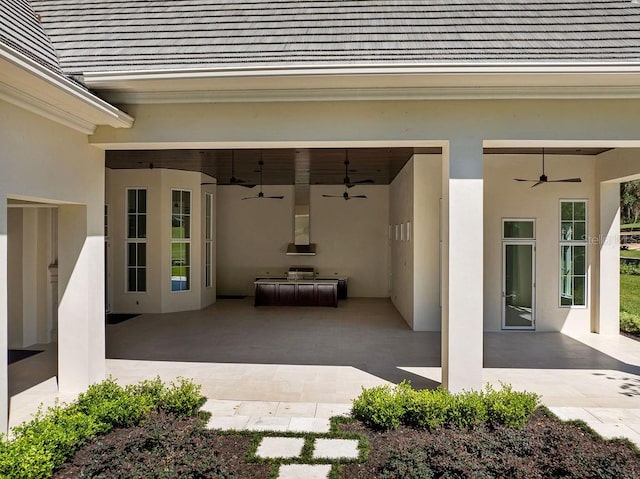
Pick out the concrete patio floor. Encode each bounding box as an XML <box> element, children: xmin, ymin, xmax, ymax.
<box><xmin>8</xmin><ymin>298</ymin><xmax>640</xmax><ymax>438</ymax></box>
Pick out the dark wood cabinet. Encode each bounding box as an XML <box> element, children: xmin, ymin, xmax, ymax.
<box><xmin>255</xmin><ymin>282</ymin><xmax>277</xmax><ymax>306</ymax></box>
<box><xmin>254</xmin><ymin>280</ymin><xmax>338</xmax><ymax>307</ymax></box>
<box><xmin>316</xmin><ymin>283</ymin><xmax>338</xmax><ymax>306</ymax></box>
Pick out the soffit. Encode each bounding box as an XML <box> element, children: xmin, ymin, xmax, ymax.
<box><xmin>106</xmin><ymin>147</ymin><xmax>607</xmax><ymax>186</ymax></box>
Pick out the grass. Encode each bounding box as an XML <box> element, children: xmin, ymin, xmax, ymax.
<box><xmin>621</xmin><ymin>249</ymin><xmax>640</xmax><ymax>259</ymax></box>
<box><xmin>620</xmin><ymin>274</ymin><xmax>640</xmax><ymax>316</ymax></box>
<box><xmin>621</xmin><ymin>223</ymin><xmax>640</xmax><ymax>230</ymax></box>
<box><xmin>620</xmin><ymin>273</ymin><xmax>640</xmax><ymax>337</ymax></box>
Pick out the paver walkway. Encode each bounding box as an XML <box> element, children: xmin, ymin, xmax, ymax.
<box><xmin>205</xmin><ymin>400</ymin><xmax>358</xmax><ymax>479</ymax></box>
<box><xmin>204</xmin><ymin>399</ymin><xmax>640</xmax><ymax>478</ymax></box>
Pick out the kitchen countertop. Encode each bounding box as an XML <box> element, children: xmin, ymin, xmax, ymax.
<box><xmin>254</xmin><ymin>278</ymin><xmax>339</xmax><ymax>285</ymax></box>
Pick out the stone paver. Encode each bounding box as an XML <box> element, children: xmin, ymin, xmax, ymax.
<box><xmin>289</xmin><ymin>417</ymin><xmax>331</xmax><ymax>433</ymax></box>
<box><xmin>207</xmin><ymin>415</ymin><xmax>250</xmax><ymax>430</ymax></box>
<box><xmin>548</xmin><ymin>406</ymin><xmax>640</xmax><ymax>447</ymax></box>
<box><xmin>278</xmin><ymin>464</ymin><xmax>331</xmax><ymax>479</ymax></box>
<box><xmin>275</xmin><ymin>402</ymin><xmax>317</xmax><ymax>417</ymax></box>
<box><xmin>256</xmin><ymin>437</ymin><xmax>305</xmax><ymax>459</ymax></box>
<box><xmin>587</xmin><ymin>422</ymin><xmax>640</xmax><ymax>445</ymax></box>
<box><xmin>236</xmin><ymin>401</ymin><xmax>279</xmax><ymax>417</ymax></box>
<box><xmin>312</xmin><ymin>438</ymin><xmax>360</xmax><ymax>460</ymax></box>
<box><xmin>547</xmin><ymin>406</ymin><xmax>599</xmax><ymax>423</ymax></box>
<box><xmin>246</xmin><ymin>416</ymin><xmax>291</xmax><ymax>431</ymax></box>
<box><xmin>315</xmin><ymin>402</ymin><xmax>352</xmax><ymax>418</ymax></box>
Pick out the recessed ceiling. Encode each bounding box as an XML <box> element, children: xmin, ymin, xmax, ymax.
<box><xmin>106</xmin><ymin>148</ymin><xmax>440</xmax><ymax>186</ymax></box>
<box><xmin>106</xmin><ymin>147</ymin><xmax>609</xmax><ymax>186</ymax></box>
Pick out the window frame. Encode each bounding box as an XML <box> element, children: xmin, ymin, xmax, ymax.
<box><xmin>125</xmin><ymin>188</ymin><xmax>147</xmax><ymax>293</ymax></box>
<box><xmin>558</xmin><ymin>199</ymin><xmax>588</xmax><ymax>309</ymax></box>
<box><xmin>204</xmin><ymin>192</ymin><xmax>213</xmax><ymax>289</ymax></box>
<box><xmin>502</xmin><ymin>218</ymin><xmax>536</xmax><ymax>240</ymax></box>
<box><xmin>171</xmin><ymin>188</ymin><xmax>192</xmax><ymax>293</ymax></box>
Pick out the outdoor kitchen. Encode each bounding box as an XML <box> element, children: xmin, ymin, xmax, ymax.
<box><xmin>254</xmin><ymin>267</ymin><xmax>348</xmax><ymax>307</ymax></box>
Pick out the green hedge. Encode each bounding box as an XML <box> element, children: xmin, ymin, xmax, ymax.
<box><xmin>352</xmin><ymin>381</ymin><xmax>539</xmax><ymax>431</ymax></box>
<box><xmin>0</xmin><ymin>377</ymin><xmax>206</xmax><ymax>479</ymax></box>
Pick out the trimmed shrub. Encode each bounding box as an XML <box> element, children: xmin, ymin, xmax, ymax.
<box><xmin>352</xmin><ymin>384</ymin><xmax>405</xmax><ymax>430</ymax></box>
<box><xmin>621</xmin><ymin>311</ymin><xmax>640</xmax><ymax>335</ymax></box>
<box><xmin>0</xmin><ymin>377</ymin><xmax>206</xmax><ymax>479</ymax></box>
<box><xmin>159</xmin><ymin>377</ymin><xmax>207</xmax><ymax>417</ymax></box>
<box><xmin>403</xmin><ymin>388</ymin><xmax>451</xmax><ymax>430</ymax></box>
<box><xmin>448</xmin><ymin>390</ymin><xmax>489</xmax><ymax>429</ymax></box>
<box><xmin>484</xmin><ymin>383</ymin><xmax>539</xmax><ymax>428</ymax></box>
<box><xmin>76</xmin><ymin>378</ymin><xmax>154</xmax><ymax>431</ymax></box>
<box><xmin>352</xmin><ymin>382</ymin><xmax>539</xmax><ymax>431</ymax></box>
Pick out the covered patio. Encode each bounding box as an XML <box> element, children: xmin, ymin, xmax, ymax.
<box><xmin>8</xmin><ymin>297</ymin><xmax>640</xmax><ymax>431</ymax></box>
<box><xmin>95</xmin><ymin>298</ymin><xmax>640</xmax><ymax>408</ymax></box>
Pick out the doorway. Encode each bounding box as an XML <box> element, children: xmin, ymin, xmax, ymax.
<box><xmin>502</xmin><ymin>219</ymin><xmax>536</xmax><ymax>330</ymax></box>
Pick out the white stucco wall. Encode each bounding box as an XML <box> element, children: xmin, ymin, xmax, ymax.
<box><xmin>413</xmin><ymin>154</ymin><xmax>442</xmax><ymax>331</ymax></box>
<box><xmin>216</xmin><ymin>184</ymin><xmax>389</xmax><ymax>297</ymax></box>
<box><xmin>6</xmin><ymin>208</ymin><xmax>53</xmax><ymax>348</ymax></box>
<box><xmin>483</xmin><ymin>154</ymin><xmax>597</xmax><ymax>333</ymax></box>
<box><xmin>0</xmin><ymin>98</ymin><xmax>107</xmax><ymax>431</ymax></box>
<box><xmin>389</xmin><ymin>158</ymin><xmax>414</xmax><ymax>325</ymax></box>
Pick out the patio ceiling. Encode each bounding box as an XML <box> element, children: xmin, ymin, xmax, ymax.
<box><xmin>106</xmin><ymin>147</ymin><xmax>609</xmax><ymax>186</ymax></box>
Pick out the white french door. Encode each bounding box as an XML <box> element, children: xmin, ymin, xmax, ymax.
<box><xmin>502</xmin><ymin>241</ymin><xmax>536</xmax><ymax>330</ymax></box>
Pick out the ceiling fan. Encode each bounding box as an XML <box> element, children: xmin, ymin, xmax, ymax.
<box><xmin>514</xmin><ymin>148</ymin><xmax>582</xmax><ymax>187</ymax></box>
<box><xmin>322</xmin><ymin>186</ymin><xmax>367</xmax><ymax>200</ymax></box>
<box><xmin>242</xmin><ymin>159</ymin><xmax>284</xmax><ymax>200</ymax></box>
<box><xmin>226</xmin><ymin>151</ymin><xmax>256</xmax><ymax>188</ymax></box>
<box><xmin>342</xmin><ymin>151</ymin><xmax>374</xmax><ymax>188</ymax></box>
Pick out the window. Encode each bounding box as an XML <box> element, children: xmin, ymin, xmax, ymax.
<box><xmin>204</xmin><ymin>193</ymin><xmax>213</xmax><ymax>288</ymax></box>
<box><xmin>171</xmin><ymin>189</ymin><xmax>191</xmax><ymax>292</ymax></box>
<box><xmin>503</xmin><ymin>219</ymin><xmax>535</xmax><ymax>240</ymax></box>
<box><xmin>126</xmin><ymin>189</ymin><xmax>146</xmax><ymax>292</ymax></box>
<box><xmin>559</xmin><ymin>200</ymin><xmax>587</xmax><ymax>307</ymax></box>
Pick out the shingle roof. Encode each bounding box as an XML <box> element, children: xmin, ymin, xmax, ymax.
<box><xmin>30</xmin><ymin>0</ymin><xmax>640</xmax><ymax>74</ymax></box>
<box><xmin>1</xmin><ymin>0</ymin><xmax>60</xmax><ymax>72</ymax></box>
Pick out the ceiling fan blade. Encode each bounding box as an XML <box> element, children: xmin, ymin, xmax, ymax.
<box><xmin>548</xmin><ymin>178</ymin><xmax>582</xmax><ymax>183</ymax></box>
<box><xmin>530</xmin><ymin>181</ymin><xmax>545</xmax><ymax>188</ymax></box>
<box><xmin>238</xmin><ymin>183</ymin><xmax>256</xmax><ymax>188</ymax></box>
<box><xmin>241</xmin><ymin>196</ymin><xmax>259</xmax><ymax>200</ymax></box>
<box><xmin>322</xmin><ymin>194</ymin><xmax>342</xmax><ymax>198</ymax></box>
<box><xmin>350</xmin><ymin>195</ymin><xmax>368</xmax><ymax>198</ymax></box>
<box><xmin>265</xmin><ymin>196</ymin><xmax>284</xmax><ymax>199</ymax></box>
<box><xmin>514</xmin><ymin>178</ymin><xmax>536</xmax><ymax>182</ymax></box>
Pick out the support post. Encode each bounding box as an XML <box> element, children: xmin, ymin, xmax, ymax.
<box><xmin>598</xmin><ymin>181</ymin><xmax>620</xmax><ymax>335</ymax></box>
<box><xmin>441</xmin><ymin>139</ymin><xmax>484</xmax><ymax>392</ymax></box>
<box><xmin>57</xmin><ymin>205</ymin><xmax>105</xmax><ymax>393</ymax></box>
<box><xmin>0</xmin><ymin>196</ymin><xmax>8</xmax><ymax>433</ymax></box>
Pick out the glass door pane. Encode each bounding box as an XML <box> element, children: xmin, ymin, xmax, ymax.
<box><xmin>503</xmin><ymin>243</ymin><xmax>534</xmax><ymax>329</ymax></box>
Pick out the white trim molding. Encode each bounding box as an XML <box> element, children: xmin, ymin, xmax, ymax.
<box><xmin>0</xmin><ymin>43</ymin><xmax>133</xmax><ymax>132</ymax></box>
<box><xmin>83</xmin><ymin>62</ymin><xmax>640</xmax><ymax>104</ymax></box>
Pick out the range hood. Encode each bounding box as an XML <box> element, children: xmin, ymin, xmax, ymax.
<box><xmin>286</xmin><ymin>149</ymin><xmax>316</xmax><ymax>256</ymax></box>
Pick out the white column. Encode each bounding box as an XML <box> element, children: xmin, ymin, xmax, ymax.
<box><xmin>0</xmin><ymin>196</ymin><xmax>8</xmax><ymax>433</ymax></box>
<box><xmin>441</xmin><ymin>139</ymin><xmax>484</xmax><ymax>392</ymax></box>
<box><xmin>598</xmin><ymin>181</ymin><xmax>620</xmax><ymax>335</ymax></box>
<box><xmin>57</xmin><ymin>205</ymin><xmax>105</xmax><ymax>393</ymax></box>
<box><xmin>21</xmin><ymin>209</ymin><xmax>38</xmax><ymax>346</ymax></box>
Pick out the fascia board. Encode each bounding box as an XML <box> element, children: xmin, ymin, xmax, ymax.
<box><xmin>83</xmin><ymin>62</ymin><xmax>640</xmax><ymax>103</ymax></box>
<box><xmin>0</xmin><ymin>44</ymin><xmax>133</xmax><ymax>131</ymax></box>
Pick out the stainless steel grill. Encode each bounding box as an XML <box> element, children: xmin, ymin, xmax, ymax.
<box><xmin>286</xmin><ymin>266</ymin><xmax>315</xmax><ymax>281</ymax></box>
